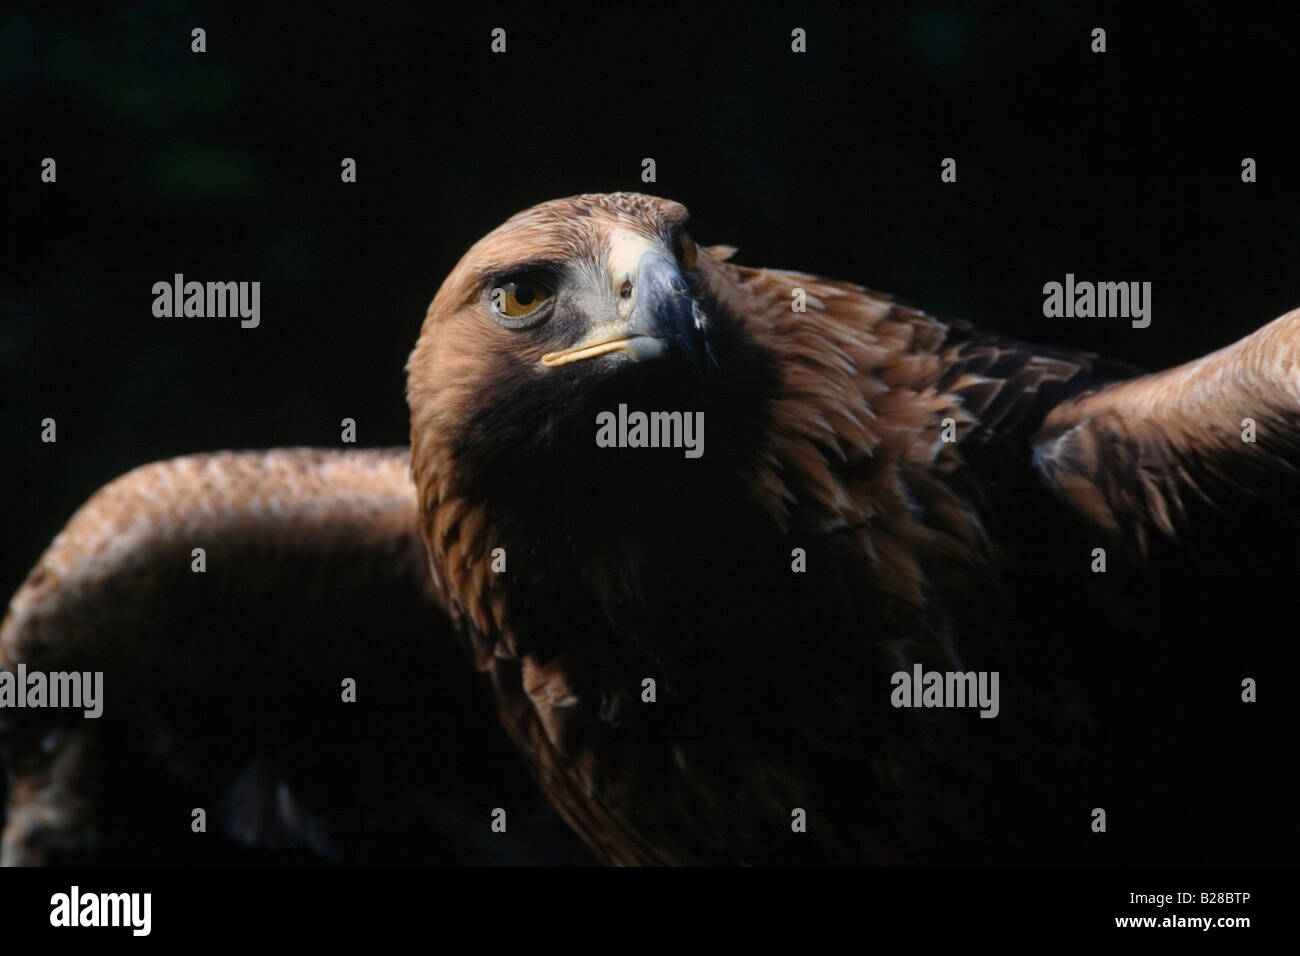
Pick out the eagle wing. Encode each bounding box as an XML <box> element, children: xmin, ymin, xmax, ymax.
<box><xmin>0</xmin><ymin>447</ymin><xmax>575</xmax><ymax>865</ymax></box>
<box><xmin>1030</xmin><ymin>307</ymin><xmax>1300</xmax><ymax>552</ymax></box>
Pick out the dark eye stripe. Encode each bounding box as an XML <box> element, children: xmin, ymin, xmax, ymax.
<box><xmin>483</xmin><ymin>261</ymin><xmax>565</xmax><ymax>287</ymax></box>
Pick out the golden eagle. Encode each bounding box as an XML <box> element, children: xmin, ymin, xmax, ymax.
<box><xmin>4</xmin><ymin>193</ymin><xmax>1298</xmax><ymax>864</ymax></box>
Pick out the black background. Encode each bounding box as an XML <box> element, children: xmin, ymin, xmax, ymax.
<box><xmin>0</xmin><ymin>864</ymin><xmax>1281</xmax><ymax>939</ymax></box>
<box><xmin>1</xmin><ymin>1</ymin><xmax>1298</xmax><ymax>924</ymax></box>
<box><xmin>2</xmin><ymin>1</ymin><xmax>1297</xmax><ymax>602</ymax></box>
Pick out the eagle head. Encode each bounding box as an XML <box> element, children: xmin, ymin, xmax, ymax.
<box><xmin>407</xmin><ymin>194</ymin><xmax>777</xmax><ymax>583</ymax></box>
<box><xmin>410</xmin><ymin>193</ymin><xmax>708</xmax><ymax>412</ymax></box>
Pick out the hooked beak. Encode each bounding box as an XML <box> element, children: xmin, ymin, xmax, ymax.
<box><xmin>541</xmin><ymin>251</ymin><xmax>706</xmax><ymax>371</ymax></box>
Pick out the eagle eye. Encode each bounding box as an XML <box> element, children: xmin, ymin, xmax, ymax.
<box><xmin>490</xmin><ymin>275</ymin><xmax>554</xmax><ymax>328</ymax></box>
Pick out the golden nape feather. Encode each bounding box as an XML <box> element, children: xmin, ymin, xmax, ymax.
<box><xmin>6</xmin><ymin>193</ymin><xmax>1299</xmax><ymax>865</ymax></box>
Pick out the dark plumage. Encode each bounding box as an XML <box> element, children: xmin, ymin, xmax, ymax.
<box><xmin>5</xmin><ymin>193</ymin><xmax>1298</xmax><ymax>865</ymax></box>
<box><xmin>406</xmin><ymin>193</ymin><xmax>1300</xmax><ymax>864</ymax></box>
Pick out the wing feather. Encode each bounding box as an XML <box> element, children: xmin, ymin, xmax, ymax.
<box><xmin>1031</xmin><ymin>308</ymin><xmax>1300</xmax><ymax>552</ymax></box>
<box><xmin>1</xmin><ymin>448</ymin><xmax>576</xmax><ymax>864</ymax></box>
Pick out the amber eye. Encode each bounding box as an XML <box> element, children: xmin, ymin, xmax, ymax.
<box><xmin>675</xmin><ymin>232</ymin><xmax>699</xmax><ymax>270</ymax></box>
<box><xmin>490</xmin><ymin>276</ymin><xmax>554</xmax><ymax>327</ymax></box>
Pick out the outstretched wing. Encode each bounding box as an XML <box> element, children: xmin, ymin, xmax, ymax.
<box><xmin>1031</xmin><ymin>308</ymin><xmax>1300</xmax><ymax>553</ymax></box>
<box><xmin>1</xmin><ymin>448</ymin><xmax>580</xmax><ymax>865</ymax></box>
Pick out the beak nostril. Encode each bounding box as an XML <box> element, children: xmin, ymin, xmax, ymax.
<box><xmin>620</xmin><ymin>279</ymin><xmax>633</xmax><ymax>300</ymax></box>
